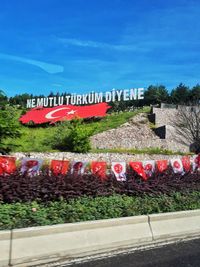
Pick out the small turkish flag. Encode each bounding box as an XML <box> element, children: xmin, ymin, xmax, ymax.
<box><xmin>111</xmin><ymin>162</ymin><xmax>126</xmax><ymax>181</ymax></box>
<box><xmin>50</xmin><ymin>160</ymin><xmax>69</xmax><ymax>175</ymax></box>
<box><xmin>143</xmin><ymin>161</ymin><xmax>155</xmax><ymax>178</ymax></box>
<box><xmin>129</xmin><ymin>161</ymin><xmax>147</xmax><ymax>180</ymax></box>
<box><xmin>71</xmin><ymin>161</ymin><xmax>87</xmax><ymax>176</ymax></box>
<box><xmin>0</xmin><ymin>156</ymin><xmax>16</xmax><ymax>175</ymax></box>
<box><xmin>181</xmin><ymin>156</ymin><xmax>191</xmax><ymax>172</ymax></box>
<box><xmin>170</xmin><ymin>159</ymin><xmax>184</xmax><ymax>174</ymax></box>
<box><xmin>156</xmin><ymin>160</ymin><xmax>168</xmax><ymax>173</ymax></box>
<box><xmin>21</xmin><ymin>158</ymin><xmax>43</xmax><ymax>176</ymax></box>
<box><xmin>19</xmin><ymin>103</ymin><xmax>111</xmax><ymax>124</ymax></box>
<box><xmin>91</xmin><ymin>161</ymin><xmax>107</xmax><ymax>180</ymax></box>
<box><xmin>192</xmin><ymin>154</ymin><xmax>200</xmax><ymax>171</ymax></box>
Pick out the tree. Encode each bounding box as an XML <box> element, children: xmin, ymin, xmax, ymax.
<box><xmin>144</xmin><ymin>85</ymin><xmax>169</xmax><ymax>105</ymax></box>
<box><xmin>190</xmin><ymin>84</ymin><xmax>200</xmax><ymax>104</ymax></box>
<box><xmin>9</xmin><ymin>93</ymin><xmax>32</xmax><ymax>106</ymax></box>
<box><xmin>172</xmin><ymin>105</ymin><xmax>200</xmax><ymax>152</ymax></box>
<box><xmin>0</xmin><ymin>89</ymin><xmax>8</xmax><ymax>108</ymax></box>
<box><xmin>170</xmin><ymin>83</ymin><xmax>190</xmax><ymax>104</ymax></box>
<box><xmin>0</xmin><ymin>106</ymin><xmax>21</xmax><ymax>153</ymax></box>
<box><xmin>0</xmin><ymin>89</ymin><xmax>5</xmax><ymax>96</ymax></box>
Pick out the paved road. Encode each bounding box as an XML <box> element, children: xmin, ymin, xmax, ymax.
<box><xmin>63</xmin><ymin>238</ymin><xmax>200</xmax><ymax>267</ymax></box>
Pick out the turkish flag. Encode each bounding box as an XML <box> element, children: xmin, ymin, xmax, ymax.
<box><xmin>21</xmin><ymin>158</ymin><xmax>43</xmax><ymax>176</ymax></box>
<box><xmin>111</xmin><ymin>162</ymin><xmax>126</xmax><ymax>181</ymax></box>
<box><xmin>181</xmin><ymin>156</ymin><xmax>191</xmax><ymax>172</ymax></box>
<box><xmin>129</xmin><ymin>161</ymin><xmax>147</xmax><ymax>180</ymax></box>
<box><xmin>50</xmin><ymin>160</ymin><xmax>69</xmax><ymax>175</ymax></box>
<box><xmin>0</xmin><ymin>156</ymin><xmax>16</xmax><ymax>175</ymax></box>
<box><xmin>143</xmin><ymin>161</ymin><xmax>155</xmax><ymax>178</ymax></box>
<box><xmin>71</xmin><ymin>161</ymin><xmax>87</xmax><ymax>176</ymax></box>
<box><xmin>192</xmin><ymin>154</ymin><xmax>200</xmax><ymax>171</ymax></box>
<box><xmin>91</xmin><ymin>161</ymin><xmax>107</xmax><ymax>180</ymax></box>
<box><xmin>19</xmin><ymin>103</ymin><xmax>111</xmax><ymax>124</ymax></box>
<box><xmin>170</xmin><ymin>159</ymin><xmax>184</xmax><ymax>174</ymax></box>
<box><xmin>156</xmin><ymin>160</ymin><xmax>168</xmax><ymax>173</ymax></box>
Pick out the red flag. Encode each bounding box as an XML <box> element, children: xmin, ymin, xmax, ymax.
<box><xmin>143</xmin><ymin>160</ymin><xmax>155</xmax><ymax>178</ymax></box>
<box><xmin>71</xmin><ymin>161</ymin><xmax>87</xmax><ymax>176</ymax></box>
<box><xmin>156</xmin><ymin>160</ymin><xmax>168</xmax><ymax>173</ymax></box>
<box><xmin>170</xmin><ymin>159</ymin><xmax>184</xmax><ymax>174</ymax></box>
<box><xmin>111</xmin><ymin>162</ymin><xmax>126</xmax><ymax>181</ymax></box>
<box><xmin>21</xmin><ymin>158</ymin><xmax>43</xmax><ymax>176</ymax></box>
<box><xmin>19</xmin><ymin>103</ymin><xmax>111</xmax><ymax>124</ymax></box>
<box><xmin>50</xmin><ymin>160</ymin><xmax>69</xmax><ymax>175</ymax></box>
<box><xmin>129</xmin><ymin>161</ymin><xmax>147</xmax><ymax>180</ymax></box>
<box><xmin>192</xmin><ymin>154</ymin><xmax>200</xmax><ymax>171</ymax></box>
<box><xmin>0</xmin><ymin>156</ymin><xmax>16</xmax><ymax>175</ymax></box>
<box><xmin>91</xmin><ymin>161</ymin><xmax>107</xmax><ymax>179</ymax></box>
<box><xmin>181</xmin><ymin>156</ymin><xmax>191</xmax><ymax>172</ymax></box>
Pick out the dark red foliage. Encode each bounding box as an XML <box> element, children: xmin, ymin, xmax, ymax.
<box><xmin>0</xmin><ymin>168</ymin><xmax>199</xmax><ymax>203</ymax></box>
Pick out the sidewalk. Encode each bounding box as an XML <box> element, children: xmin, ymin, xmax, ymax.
<box><xmin>0</xmin><ymin>209</ymin><xmax>200</xmax><ymax>267</ymax></box>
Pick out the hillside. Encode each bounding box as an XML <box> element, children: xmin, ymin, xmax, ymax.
<box><xmin>91</xmin><ymin>112</ymin><xmax>188</xmax><ymax>153</ymax></box>
<box><xmin>2</xmin><ymin>108</ymin><xmax>149</xmax><ymax>153</ymax></box>
<box><xmin>1</xmin><ymin>106</ymin><xmax>189</xmax><ymax>154</ymax></box>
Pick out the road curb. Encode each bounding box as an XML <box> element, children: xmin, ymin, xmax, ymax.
<box><xmin>149</xmin><ymin>209</ymin><xmax>200</xmax><ymax>241</ymax></box>
<box><xmin>0</xmin><ymin>209</ymin><xmax>200</xmax><ymax>267</ymax></box>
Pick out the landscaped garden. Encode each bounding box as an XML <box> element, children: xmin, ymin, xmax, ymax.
<box><xmin>0</xmin><ymin>168</ymin><xmax>199</xmax><ymax>230</ymax></box>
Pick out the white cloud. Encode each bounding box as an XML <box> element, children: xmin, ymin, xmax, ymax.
<box><xmin>0</xmin><ymin>53</ymin><xmax>64</xmax><ymax>74</ymax></box>
<box><xmin>57</xmin><ymin>37</ymin><xmax>149</xmax><ymax>52</ymax></box>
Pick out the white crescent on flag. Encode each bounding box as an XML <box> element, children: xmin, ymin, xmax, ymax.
<box><xmin>45</xmin><ymin>107</ymin><xmax>76</xmax><ymax>119</ymax></box>
<box><xmin>170</xmin><ymin>158</ymin><xmax>184</xmax><ymax>174</ymax></box>
<box><xmin>143</xmin><ymin>160</ymin><xmax>155</xmax><ymax>177</ymax></box>
<box><xmin>111</xmin><ymin>162</ymin><xmax>126</xmax><ymax>181</ymax></box>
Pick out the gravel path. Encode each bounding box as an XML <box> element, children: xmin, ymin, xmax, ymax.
<box><xmin>12</xmin><ymin>152</ymin><xmax>184</xmax><ymax>163</ymax></box>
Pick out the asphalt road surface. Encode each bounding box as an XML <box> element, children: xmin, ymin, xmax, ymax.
<box><xmin>62</xmin><ymin>238</ymin><xmax>200</xmax><ymax>267</ymax></box>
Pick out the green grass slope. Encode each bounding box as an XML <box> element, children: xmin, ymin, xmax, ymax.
<box><xmin>3</xmin><ymin>107</ymin><xmax>150</xmax><ymax>152</ymax></box>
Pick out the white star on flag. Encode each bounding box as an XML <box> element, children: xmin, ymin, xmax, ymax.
<box><xmin>67</xmin><ymin>110</ymin><xmax>76</xmax><ymax>115</ymax></box>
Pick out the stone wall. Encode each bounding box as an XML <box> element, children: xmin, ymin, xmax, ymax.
<box><xmin>90</xmin><ymin>113</ymin><xmax>189</xmax><ymax>152</ymax></box>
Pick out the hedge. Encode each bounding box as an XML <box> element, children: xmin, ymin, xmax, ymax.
<box><xmin>0</xmin><ymin>169</ymin><xmax>200</xmax><ymax>203</ymax></box>
<box><xmin>0</xmin><ymin>192</ymin><xmax>200</xmax><ymax>230</ymax></box>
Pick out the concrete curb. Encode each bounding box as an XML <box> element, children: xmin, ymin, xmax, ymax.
<box><xmin>149</xmin><ymin>209</ymin><xmax>200</xmax><ymax>241</ymax></box>
<box><xmin>0</xmin><ymin>210</ymin><xmax>200</xmax><ymax>267</ymax></box>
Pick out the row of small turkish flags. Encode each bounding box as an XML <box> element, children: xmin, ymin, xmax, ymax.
<box><xmin>0</xmin><ymin>155</ymin><xmax>200</xmax><ymax>180</ymax></box>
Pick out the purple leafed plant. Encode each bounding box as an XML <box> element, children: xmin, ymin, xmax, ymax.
<box><xmin>0</xmin><ymin>168</ymin><xmax>199</xmax><ymax>203</ymax></box>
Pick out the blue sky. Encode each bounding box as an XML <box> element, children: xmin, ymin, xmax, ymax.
<box><xmin>0</xmin><ymin>0</ymin><xmax>200</xmax><ymax>96</ymax></box>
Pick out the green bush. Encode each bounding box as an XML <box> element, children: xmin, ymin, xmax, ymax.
<box><xmin>63</xmin><ymin>119</ymin><xmax>94</xmax><ymax>153</ymax></box>
<box><xmin>43</xmin><ymin>120</ymin><xmax>71</xmax><ymax>150</ymax></box>
<box><xmin>0</xmin><ymin>106</ymin><xmax>21</xmax><ymax>153</ymax></box>
<box><xmin>42</xmin><ymin>119</ymin><xmax>93</xmax><ymax>152</ymax></box>
<box><xmin>0</xmin><ymin>192</ymin><xmax>200</xmax><ymax>230</ymax></box>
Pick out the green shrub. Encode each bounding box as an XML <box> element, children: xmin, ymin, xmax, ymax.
<box><xmin>63</xmin><ymin>119</ymin><xmax>94</xmax><ymax>153</ymax></box>
<box><xmin>1</xmin><ymin>192</ymin><xmax>200</xmax><ymax>230</ymax></box>
<box><xmin>43</xmin><ymin>120</ymin><xmax>71</xmax><ymax>150</ymax></box>
<box><xmin>0</xmin><ymin>106</ymin><xmax>21</xmax><ymax>153</ymax></box>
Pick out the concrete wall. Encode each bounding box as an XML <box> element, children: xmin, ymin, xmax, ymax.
<box><xmin>0</xmin><ymin>210</ymin><xmax>200</xmax><ymax>267</ymax></box>
<box><xmin>152</xmin><ymin>107</ymin><xmax>178</xmax><ymax>127</ymax></box>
